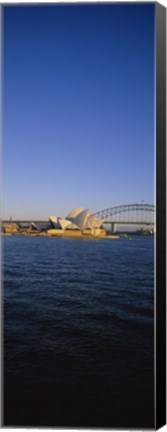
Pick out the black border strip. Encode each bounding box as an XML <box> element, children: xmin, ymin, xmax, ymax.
<box><xmin>156</xmin><ymin>2</ymin><xmax>166</xmax><ymax>429</ymax></box>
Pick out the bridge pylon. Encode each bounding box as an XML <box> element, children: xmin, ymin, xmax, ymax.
<box><xmin>111</xmin><ymin>223</ymin><xmax>117</xmax><ymax>233</ymax></box>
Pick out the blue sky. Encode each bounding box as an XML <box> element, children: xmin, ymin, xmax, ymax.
<box><xmin>3</xmin><ymin>4</ymin><xmax>155</xmax><ymax>220</ymax></box>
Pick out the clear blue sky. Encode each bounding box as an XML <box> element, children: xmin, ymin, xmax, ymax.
<box><xmin>3</xmin><ymin>4</ymin><xmax>155</xmax><ymax>220</ymax></box>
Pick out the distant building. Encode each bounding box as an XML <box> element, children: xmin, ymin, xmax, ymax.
<box><xmin>3</xmin><ymin>223</ymin><xmax>18</xmax><ymax>234</ymax></box>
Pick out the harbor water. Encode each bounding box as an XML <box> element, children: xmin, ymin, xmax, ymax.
<box><xmin>3</xmin><ymin>235</ymin><xmax>154</xmax><ymax>428</ymax></box>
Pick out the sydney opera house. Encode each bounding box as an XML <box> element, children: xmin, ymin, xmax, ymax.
<box><xmin>48</xmin><ymin>208</ymin><xmax>106</xmax><ymax>237</ymax></box>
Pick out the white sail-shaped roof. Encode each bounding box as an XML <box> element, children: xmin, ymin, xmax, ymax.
<box><xmin>85</xmin><ymin>215</ymin><xmax>104</xmax><ymax>229</ymax></box>
<box><xmin>85</xmin><ymin>218</ymin><xmax>92</xmax><ymax>229</ymax></box>
<box><xmin>58</xmin><ymin>218</ymin><xmax>71</xmax><ymax>230</ymax></box>
<box><xmin>96</xmin><ymin>218</ymin><xmax>104</xmax><ymax>228</ymax></box>
<box><xmin>73</xmin><ymin>209</ymin><xmax>89</xmax><ymax>230</ymax></box>
<box><xmin>66</xmin><ymin>222</ymin><xmax>80</xmax><ymax>230</ymax></box>
<box><xmin>66</xmin><ymin>207</ymin><xmax>83</xmax><ymax>220</ymax></box>
<box><xmin>49</xmin><ymin>216</ymin><xmax>59</xmax><ymax>228</ymax></box>
<box><xmin>49</xmin><ymin>216</ymin><xmax>58</xmax><ymax>222</ymax></box>
<box><xmin>30</xmin><ymin>222</ymin><xmax>39</xmax><ymax>231</ymax></box>
<box><xmin>86</xmin><ymin>215</ymin><xmax>96</xmax><ymax>228</ymax></box>
<box><xmin>91</xmin><ymin>216</ymin><xmax>104</xmax><ymax>228</ymax></box>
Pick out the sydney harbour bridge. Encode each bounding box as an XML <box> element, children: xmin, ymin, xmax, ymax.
<box><xmin>91</xmin><ymin>203</ymin><xmax>155</xmax><ymax>232</ymax></box>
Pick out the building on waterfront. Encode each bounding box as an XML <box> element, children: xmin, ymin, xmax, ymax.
<box><xmin>48</xmin><ymin>208</ymin><xmax>105</xmax><ymax>237</ymax></box>
<box><xmin>2</xmin><ymin>223</ymin><xmax>18</xmax><ymax>234</ymax></box>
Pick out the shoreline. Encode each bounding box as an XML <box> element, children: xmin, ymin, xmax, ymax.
<box><xmin>1</xmin><ymin>232</ymin><xmax>120</xmax><ymax>239</ymax></box>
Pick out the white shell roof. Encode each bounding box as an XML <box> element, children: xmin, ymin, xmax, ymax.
<box><xmin>85</xmin><ymin>216</ymin><xmax>95</xmax><ymax>228</ymax></box>
<box><xmin>85</xmin><ymin>218</ymin><xmax>92</xmax><ymax>229</ymax></box>
<box><xmin>85</xmin><ymin>215</ymin><xmax>104</xmax><ymax>229</ymax></box>
<box><xmin>73</xmin><ymin>209</ymin><xmax>89</xmax><ymax>230</ymax></box>
<box><xmin>58</xmin><ymin>218</ymin><xmax>71</xmax><ymax>230</ymax></box>
<box><xmin>66</xmin><ymin>207</ymin><xmax>83</xmax><ymax>219</ymax></box>
<box><xmin>49</xmin><ymin>216</ymin><xmax>58</xmax><ymax>223</ymax></box>
<box><xmin>92</xmin><ymin>216</ymin><xmax>103</xmax><ymax>228</ymax></box>
<box><xmin>67</xmin><ymin>222</ymin><xmax>80</xmax><ymax>230</ymax></box>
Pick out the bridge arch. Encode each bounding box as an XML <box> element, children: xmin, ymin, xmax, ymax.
<box><xmin>91</xmin><ymin>203</ymin><xmax>155</xmax><ymax>225</ymax></box>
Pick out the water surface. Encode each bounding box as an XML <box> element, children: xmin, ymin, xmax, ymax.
<box><xmin>3</xmin><ymin>235</ymin><xmax>154</xmax><ymax>428</ymax></box>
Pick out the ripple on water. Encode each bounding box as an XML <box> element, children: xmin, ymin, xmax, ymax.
<box><xmin>3</xmin><ymin>236</ymin><xmax>154</xmax><ymax>427</ymax></box>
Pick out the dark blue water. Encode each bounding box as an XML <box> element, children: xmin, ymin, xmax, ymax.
<box><xmin>3</xmin><ymin>236</ymin><xmax>154</xmax><ymax>428</ymax></box>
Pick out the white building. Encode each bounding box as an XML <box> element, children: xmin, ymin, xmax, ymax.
<box><xmin>48</xmin><ymin>207</ymin><xmax>104</xmax><ymax>235</ymax></box>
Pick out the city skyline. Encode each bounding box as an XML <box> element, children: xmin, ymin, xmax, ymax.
<box><xmin>3</xmin><ymin>4</ymin><xmax>155</xmax><ymax>220</ymax></box>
